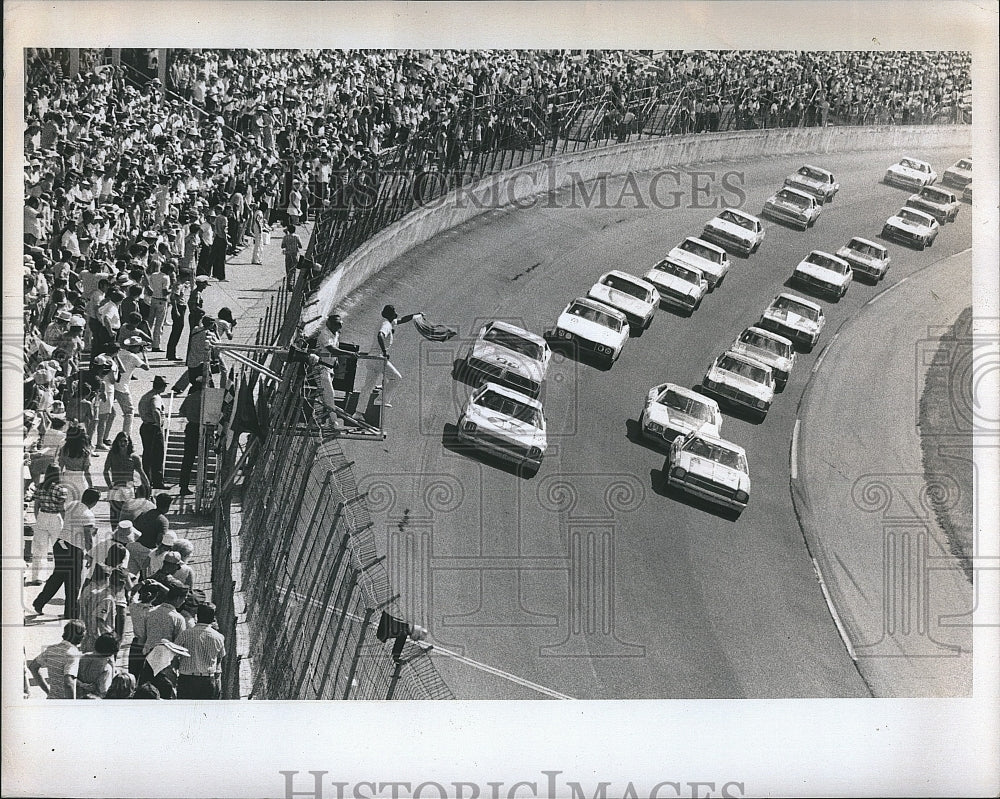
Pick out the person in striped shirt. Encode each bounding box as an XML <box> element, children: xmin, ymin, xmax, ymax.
<box><xmin>26</xmin><ymin>619</ymin><xmax>85</xmax><ymax>699</ymax></box>
<box><xmin>175</xmin><ymin>602</ymin><xmax>226</xmax><ymax>699</ymax></box>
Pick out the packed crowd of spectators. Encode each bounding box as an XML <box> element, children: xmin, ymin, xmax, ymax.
<box><xmin>21</xmin><ymin>47</ymin><xmax>971</xmax><ymax>698</ymax></box>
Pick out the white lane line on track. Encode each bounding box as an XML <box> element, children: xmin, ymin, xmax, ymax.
<box><xmin>812</xmin><ymin>557</ymin><xmax>858</xmax><ymax>663</ymax></box>
<box><xmin>423</xmin><ymin>644</ymin><xmax>576</xmax><ymax>700</ymax></box>
<box><xmin>811</xmin><ymin>331</ymin><xmax>839</xmax><ymax>374</ymax></box>
<box><xmin>277</xmin><ymin>584</ymin><xmax>574</xmax><ymax>699</ymax></box>
<box><xmin>790</xmin><ymin>418</ymin><xmax>800</xmax><ymax>480</ymax></box>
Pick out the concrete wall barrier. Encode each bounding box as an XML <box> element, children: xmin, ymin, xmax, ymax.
<box><xmin>304</xmin><ymin>125</ymin><xmax>970</xmax><ymax>332</ymax></box>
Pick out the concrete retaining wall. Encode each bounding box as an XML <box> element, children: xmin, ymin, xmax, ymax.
<box><xmin>306</xmin><ymin>125</ymin><xmax>970</xmax><ymax>330</ymax></box>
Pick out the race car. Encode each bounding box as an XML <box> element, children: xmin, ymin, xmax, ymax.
<box><xmin>881</xmin><ymin>207</ymin><xmax>940</xmax><ymax>250</ymax></box>
<box><xmin>641</xmin><ymin>382</ymin><xmax>723</xmax><ymax>445</ymax></box>
<box><xmin>456</xmin><ymin>382</ymin><xmax>547</xmax><ymax>477</ymax></box>
<box><xmin>667</xmin><ymin>431</ymin><xmax>751</xmax><ymax>517</ymax></box>
<box><xmin>792</xmin><ymin>250</ymin><xmax>853</xmax><ymax>301</ymax></box>
<box><xmin>783</xmin><ymin>164</ymin><xmax>839</xmax><ymax>203</ymax></box>
<box><xmin>759</xmin><ymin>292</ymin><xmax>825</xmax><ymax>352</ymax></box>
<box><xmin>836</xmin><ymin>237</ymin><xmax>891</xmax><ymax>283</ymax></box>
<box><xmin>883</xmin><ymin>157</ymin><xmax>937</xmax><ymax>189</ymax></box>
<box><xmin>667</xmin><ymin>237</ymin><xmax>730</xmax><ymax>290</ymax></box>
<box><xmin>728</xmin><ymin>326</ymin><xmax>796</xmax><ymax>391</ymax></box>
<box><xmin>701</xmin><ymin>208</ymin><xmax>765</xmax><ymax>256</ymax></box>
<box><xmin>761</xmin><ymin>186</ymin><xmax>822</xmax><ymax>231</ymax></box>
<box><xmin>548</xmin><ymin>296</ymin><xmax>630</xmax><ymax>368</ymax></box>
<box><xmin>702</xmin><ymin>350</ymin><xmax>776</xmax><ymax>420</ymax></box>
<box><xmin>461</xmin><ymin>320</ymin><xmax>551</xmax><ymax>399</ymax></box>
<box><xmin>643</xmin><ymin>257</ymin><xmax>709</xmax><ymax>315</ymax></box>
<box><xmin>905</xmin><ymin>185</ymin><xmax>960</xmax><ymax>223</ymax></box>
<box><xmin>587</xmin><ymin>270</ymin><xmax>660</xmax><ymax>332</ymax></box>
<box><xmin>941</xmin><ymin>157</ymin><xmax>972</xmax><ymax>189</ymax></box>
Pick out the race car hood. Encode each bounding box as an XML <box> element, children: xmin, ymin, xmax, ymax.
<box><xmin>785</xmin><ymin>174</ymin><xmax>827</xmax><ymax>192</ymax></box>
<box><xmin>762</xmin><ymin>306</ymin><xmax>820</xmax><ymax>333</ymax></box>
<box><xmin>557</xmin><ymin>311</ymin><xmax>625</xmax><ymax>347</ymax></box>
<box><xmin>678</xmin><ymin>452</ymin><xmax>748</xmax><ymax>493</ymax></box>
<box><xmin>707</xmin><ymin>364</ymin><xmax>773</xmax><ymax>402</ymax></box>
<box><xmin>645</xmin><ymin>403</ymin><xmax>717</xmax><ymax>436</ymax></box>
<box><xmin>729</xmin><ymin>342</ymin><xmax>793</xmax><ymax>374</ymax></box>
<box><xmin>704</xmin><ymin>218</ymin><xmax>755</xmax><ymax>241</ymax></box>
<box><xmin>588</xmin><ymin>285</ymin><xmax>653</xmax><ymax>317</ymax></box>
<box><xmin>466</xmin><ymin>403</ymin><xmax>547</xmax><ymax>450</ymax></box>
<box><xmin>836</xmin><ymin>246</ymin><xmax>882</xmax><ymax>266</ymax></box>
<box><xmin>668</xmin><ymin>247</ymin><xmax>724</xmax><ymax>278</ymax></box>
<box><xmin>470</xmin><ymin>340</ymin><xmax>540</xmax><ymax>380</ymax></box>
<box><xmin>796</xmin><ymin>260</ymin><xmax>850</xmax><ymax>286</ymax></box>
<box><xmin>766</xmin><ymin>194</ymin><xmax>811</xmax><ymax>214</ymax></box>
<box><xmin>907</xmin><ymin>193</ymin><xmax>951</xmax><ymax>210</ymax></box>
<box><xmin>644</xmin><ymin>269</ymin><xmax>702</xmax><ymax>298</ymax></box>
<box><xmin>888</xmin><ymin>165</ymin><xmax>928</xmax><ymax>181</ymax></box>
<box><xmin>886</xmin><ymin>215</ymin><xmax>933</xmax><ymax>234</ymax></box>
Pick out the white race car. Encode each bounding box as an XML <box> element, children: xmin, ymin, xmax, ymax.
<box><xmin>587</xmin><ymin>270</ymin><xmax>660</xmax><ymax>332</ymax></box>
<box><xmin>884</xmin><ymin>157</ymin><xmax>937</xmax><ymax>189</ymax></box>
<box><xmin>667</xmin><ymin>237</ymin><xmax>730</xmax><ymax>290</ymax></box>
<box><xmin>643</xmin><ymin>257</ymin><xmax>709</xmax><ymax>315</ymax></box>
<box><xmin>905</xmin><ymin>185</ymin><xmax>960</xmax><ymax>223</ymax></box>
<box><xmin>729</xmin><ymin>326</ymin><xmax>795</xmax><ymax>391</ymax></box>
<box><xmin>761</xmin><ymin>186</ymin><xmax>823</xmax><ymax>231</ymax></box>
<box><xmin>667</xmin><ymin>431</ymin><xmax>751</xmax><ymax>516</ymax></box>
<box><xmin>792</xmin><ymin>250</ymin><xmax>853</xmax><ymax>301</ymax></box>
<box><xmin>641</xmin><ymin>383</ymin><xmax>722</xmax><ymax>445</ymax></box>
<box><xmin>881</xmin><ymin>207</ymin><xmax>940</xmax><ymax>250</ymax></box>
<box><xmin>701</xmin><ymin>208</ymin><xmax>765</xmax><ymax>256</ymax></box>
<box><xmin>784</xmin><ymin>164</ymin><xmax>839</xmax><ymax>204</ymax></box>
<box><xmin>703</xmin><ymin>350</ymin><xmax>775</xmax><ymax>420</ymax></box>
<box><xmin>549</xmin><ymin>296</ymin><xmax>630</xmax><ymax>367</ymax></box>
<box><xmin>941</xmin><ymin>157</ymin><xmax>972</xmax><ymax>189</ymax></box>
<box><xmin>457</xmin><ymin>382</ymin><xmax>547</xmax><ymax>476</ymax></box>
<box><xmin>836</xmin><ymin>237</ymin><xmax>891</xmax><ymax>283</ymax></box>
<box><xmin>759</xmin><ymin>292</ymin><xmax>825</xmax><ymax>352</ymax></box>
<box><xmin>462</xmin><ymin>320</ymin><xmax>551</xmax><ymax>399</ymax></box>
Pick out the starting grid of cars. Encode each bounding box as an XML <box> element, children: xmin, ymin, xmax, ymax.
<box><xmin>449</xmin><ymin>155</ymin><xmax>972</xmax><ymax>514</ymax></box>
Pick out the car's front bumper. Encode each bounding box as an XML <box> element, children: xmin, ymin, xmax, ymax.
<box><xmin>668</xmin><ymin>471</ymin><xmax>748</xmax><ymax>511</ymax></box>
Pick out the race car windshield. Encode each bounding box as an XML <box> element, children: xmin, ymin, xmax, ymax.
<box><xmin>483</xmin><ymin>326</ymin><xmax>544</xmax><ymax>360</ymax></box>
<box><xmin>773</xmin><ymin>296</ymin><xmax>820</xmax><ymax>320</ymax></box>
<box><xmin>798</xmin><ymin>166</ymin><xmax>826</xmax><ymax>181</ymax></box>
<box><xmin>719</xmin><ymin>210</ymin><xmax>754</xmax><ymax>230</ymax></box>
<box><xmin>777</xmin><ymin>190</ymin><xmax>809</xmax><ymax>208</ymax></box>
<box><xmin>661</xmin><ymin>390</ymin><xmax>715</xmax><ymax>423</ymax></box>
<box><xmin>568</xmin><ymin>302</ymin><xmax>623</xmax><ymax>331</ymax></box>
<box><xmin>899</xmin><ymin>209</ymin><xmax>929</xmax><ymax>224</ymax></box>
<box><xmin>655</xmin><ymin>260</ymin><xmax>699</xmax><ymax>283</ymax></box>
<box><xmin>477</xmin><ymin>390</ymin><xmax>541</xmax><ymax>426</ymax></box>
<box><xmin>718</xmin><ymin>355</ymin><xmax>771</xmax><ymax>384</ymax></box>
<box><xmin>806</xmin><ymin>253</ymin><xmax>848</xmax><ymax>273</ymax></box>
<box><xmin>602</xmin><ymin>274</ymin><xmax>649</xmax><ymax>300</ymax></box>
<box><xmin>848</xmin><ymin>240</ymin><xmax>882</xmax><ymax>257</ymax></box>
<box><xmin>919</xmin><ymin>187</ymin><xmax>948</xmax><ymax>201</ymax></box>
<box><xmin>683</xmin><ymin>437</ymin><xmax>747</xmax><ymax>472</ymax></box>
<box><xmin>956</xmin><ymin>160</ymin><xmax>971</xmax><ymax>170</ymax></box>
<box><xmin>741</xmin><ymin>331</ymin><xmax>790</xmax><ymax>357</ymax></box>
<box><xmin>900</xmin><ymin>159</ymin><xmax>927</xmax><ymax>171</ymax></box>
<box><xmin>680</xmin><ymin>240</ymin><xmax>722</xmax><ymax>263</ymax></box>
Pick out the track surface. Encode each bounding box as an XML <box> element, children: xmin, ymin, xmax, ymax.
<box><xmin>338</xmin><ymin>145</ymin><xmax>972</xmax><ymax>699</ymax></box>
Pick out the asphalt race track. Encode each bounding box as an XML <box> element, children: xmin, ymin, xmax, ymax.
<box><xmin>338</xmin><ymin>145</ymin><xmax>972</xmax><ymax>699</ymax></box>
